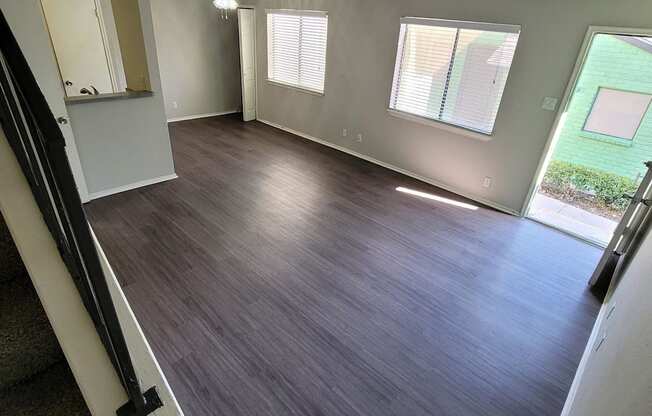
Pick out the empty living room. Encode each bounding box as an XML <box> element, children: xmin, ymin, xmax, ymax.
<box><xmin>0</xmin><ymin>1</ymin><xmax>651</xmax><ymax>416</ymax></box>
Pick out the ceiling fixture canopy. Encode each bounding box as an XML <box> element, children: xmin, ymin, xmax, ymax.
<box><xmin>213</xmin><ymin>0</ymin><xmax>239</xmax><ymax>19</ymax></box>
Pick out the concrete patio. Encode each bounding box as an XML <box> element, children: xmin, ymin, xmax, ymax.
<box><xmin>528</xmin><ymin>193</ymin><xmax>618</xmax><ymax>246</ymax></box>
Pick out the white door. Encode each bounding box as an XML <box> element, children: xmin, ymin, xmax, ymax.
<box><xmin>1</xmin><ymin>0</ymin><xmax>90</xmax><ymax>202</ymax></box>
<box><xmin>238</xmin><ymin>8</ymin><xmax>256</xmax><ymax>122</ymax></box>
<box><xmin>41</xmin><ymin>0</ymin><xmax>115</xmax><ymax>96</ymax></box>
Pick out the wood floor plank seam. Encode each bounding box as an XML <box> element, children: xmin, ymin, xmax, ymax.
<box><xmin>87</xmin><ymin>114</ymin><xmax>601</xmax><ymax>416</ymax></box>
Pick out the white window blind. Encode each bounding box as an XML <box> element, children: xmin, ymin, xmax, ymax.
<box><xmin>389</xmin><ymin>18</ymin><xmax>521</xmax><ymax>135</ymax></box>
<box><xmin>583</xmin><ymin>88</ymin><xmax>651</xmax><ymax>140</ymax></box>
<box><xmin>267</xmin><ymin>10</ymin><xmax>328</xmax><ymax>94</ymax></box>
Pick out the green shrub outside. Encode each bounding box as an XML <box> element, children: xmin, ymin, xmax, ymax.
<box><xmin>542</xmin><ymin>160</ymin><xmax>638</xmax><ymax>210</ymax></box>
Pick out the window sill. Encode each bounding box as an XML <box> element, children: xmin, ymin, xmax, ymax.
<box><xmin>386</xmin><ymin>109</ymin><xmax>493</xmax><ymax>142</ymax></box>
<box><xmin>579</xmin><ymin>131</ymin><xmax>634</xmax><ymax>147</ymax></box>
<box><xmin>266</xmin><ymin>79</ymin><xmax>324</xmax><ymax>96</ymax></box>
<box><xmin>65</xmin><ymin>90</ymin><xmax>153</xmax><ymax>105</ymax></box>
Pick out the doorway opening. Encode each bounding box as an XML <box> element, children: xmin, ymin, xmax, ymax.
<box><xmin>526</xmin><ymin>28</ymin><xmax>652</xmax><ymax>247</ymax></box>
<box><xmin>41</xmin><ymin>0</ymin><xmax>127</xmax><ymax>97</ymax></box>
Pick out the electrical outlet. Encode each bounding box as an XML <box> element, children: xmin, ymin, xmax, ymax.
<box><xmin>594</xmin><ymin>331</ymin><xmax>608</xmax><ymax>352</ymax></box>
<box><xmin>356</xmin><ymin>133</ymin><xmax>363</xmax><ymax>143</ymax></box>
<box><xmin>172</xmin><ymin>101</ymin><xmax>178</xmax><ymax>109</ymax></box>
<box><xmin>342</xmin><ymin>128</ymin><xmax>348</xmax><ymax>137</ymax></box>
<box><xmin>482</xmin><ymin>177</ymin><xmax>492</xmax><ymax>188</ymax></box>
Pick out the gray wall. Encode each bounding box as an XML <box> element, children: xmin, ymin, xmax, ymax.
<box><xmin>1</xmin><ymin>0</ymin><xmax>176</xmax><ymax>198</ymax></box>
<box><xmin>151</xmin><ymin>0</ymin><xmax>242</xmax><ymax>120</ymax></box>
<box><xmin>66</xmin><ymin>0</ymin><xmax>176</xmax><ymax>196</ymax></box>
<box><xmin>563</xmin><ymin>223</ymin><xmax>652</xmax><ymax>416</ymax></box>
<box><xmin>250</xmin><ymin>0</ymin><xmax>652</xmax><ymax>213</ymax></box>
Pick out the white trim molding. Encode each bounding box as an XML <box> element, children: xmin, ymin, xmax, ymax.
<box><xmin>92</xmin><ymin>228</ymin><xmax>185</xmax><ymax>416</ymax></box>
<box><xmin>257</xmin><ymin>119</ymin><xmax>520</xmax><ymax>216</ymax></box>
<box><xmin>560</xmin><ymin>299</ymin><xmax>610</xmax><ymax>416</ymax></box>
<box><xmin>400</xmin><ymin>17</ymin><xmax>521</xmax><ymax>34</ymax></box>
<box><xmin>167</xmin><ymin>110</ymin><xmax>239</xmax><ymax>123</ymax></box>
<box><xmin>265</xmin><ymin>9</ymin><xmax>327</xmax><ymax>17</ymax></box>
<box><xmin>88</xmin><ymin>173</ymin><xmax>178</xmax><ymax>201</ymax></box>
<box><xmin>266</xmin><ymin>79</ymin><xmax>325</xmax><ymax>96</ymax></box>
<box><xmin>387</xmin><ymin>109</ymin><xmax>492</xmax><ymax>142</ymax></box>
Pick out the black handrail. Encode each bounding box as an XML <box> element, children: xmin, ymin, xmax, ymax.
<box><xmin>0</xmin><ymin>10</ymin><xmax>161</xmax><ymax>416</ymax></box>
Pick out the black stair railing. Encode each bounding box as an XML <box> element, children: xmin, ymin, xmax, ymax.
<box><xmin>0</xmin><ymin>10</ymin><xmax>162</xmax><ymax>416</ymax></box>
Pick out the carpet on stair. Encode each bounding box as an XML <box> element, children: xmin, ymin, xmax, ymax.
<box><xmin>0</xmin><ymin>273</ymin><xmax>63</xmax><ymax>389</ymax></box>
<box><xmin>0</xmin><ymin>214</ymin><xmax>26</xmax><ymax>284</ymax></box>
<box><xmin>0</xmin><ymin>361</ymin><xmax>90</xmax><ymax>416</ymax></box>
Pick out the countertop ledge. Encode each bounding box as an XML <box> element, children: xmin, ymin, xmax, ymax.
<box><xmin>65</xmin><ymin>90</ymin><xmax>153</xmax><ymax>105</ymax></box>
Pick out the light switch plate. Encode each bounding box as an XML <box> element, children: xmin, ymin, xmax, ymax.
<box><xmin>542</xmin><ymin>97</ymin><xmax>559</xmax><ymax>111</ymax></box>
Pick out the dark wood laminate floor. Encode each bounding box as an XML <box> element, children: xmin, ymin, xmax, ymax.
<box><xmin>86</xmin><ymin>115</ymin><xmax>601</xmax><ymax>416</ymax></box>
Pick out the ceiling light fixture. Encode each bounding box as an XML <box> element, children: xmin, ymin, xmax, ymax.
<box><xmin>213</xmin><ymin>0</ymin><xmax>239</xmax><ymax>19</ymax></box>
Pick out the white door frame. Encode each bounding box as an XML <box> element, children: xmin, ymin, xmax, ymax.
<box><xmin>35</xmin><ymin>1</ymin><xmax>91</xmax><ymax>202</ymax></box>
<box><xmin>94</xmin><ymin>0</ymin><xmax>127</xmax><ymax>93</ymax></box>
<box><xmin>521</xmin><ymin>25</ymin><xmax>652</xmax><ymax>218</ymax></box>
<box><xmin>237</xmin><ymin>5</ymin><xmax>258</xmax><ymax>121</ymax></box>
<box><xmin>40</xmin><ymin>0</ymin><xmax>115</xmax><ymax>96</ymax></box>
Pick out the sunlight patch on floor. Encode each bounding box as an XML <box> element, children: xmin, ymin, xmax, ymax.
<box><xmin>396</xmin><ymin>187</ymin><xmax>479</xmax><ymax>210</ymax></box>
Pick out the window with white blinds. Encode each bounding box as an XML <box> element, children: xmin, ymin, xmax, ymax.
<box><xmin>389</xmin><ymin>18</ymin><xmax>521</xmax><ymax>135</ymax></box>
<box><xmin>266</xmin><ymin>10</ymin><xmax>328</xmax><ymax>94</ymax></box>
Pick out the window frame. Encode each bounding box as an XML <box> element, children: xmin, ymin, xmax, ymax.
<box><xmin>265</xmin><ymin>9</ymin><xmax>329</xmax><ymax>96</ymax></box>
<box><xmin>387</xmin><ymin>17</ymin><xmax>521</xmax><ymax>138</ymax></box>
<box><xmin>581</xmin><ymin>86</ymin><xmax>652</xmax><ymax>141</ymax></box>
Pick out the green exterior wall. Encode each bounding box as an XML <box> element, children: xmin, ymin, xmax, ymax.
<box><xmin>552</xmin><ymin>34</ymin><xmax>652</xmax><ymax>181</ymax></box>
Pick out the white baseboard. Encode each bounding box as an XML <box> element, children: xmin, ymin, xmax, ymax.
<box><xmin>91</xmin><ymin>229</ymin><xmax>186</xmax><ymax>416</ymax></box>
<box><xmin>167</xmin><ymin>110</ymin><xmax>239</xmax><ymax>123</ymax></box>
<box><xmin>559</xmin><ymin>300</ymin><xmax>608</xmax><ymax>416</ymax></box>
<box><xmin>88</xmin><ymin>173</ymin><xmax>178</xmax><ymax>201</ymax></box>
<box><xmin>257</xmin><ymin>118</ymin><xmax>520</xmax><ymax>217</ymax></box>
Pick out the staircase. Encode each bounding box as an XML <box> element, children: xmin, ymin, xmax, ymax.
<box><xmin>0</xmin><ymin>213</ymin><xmax>90</xmax><ymax>415</ymax></box>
